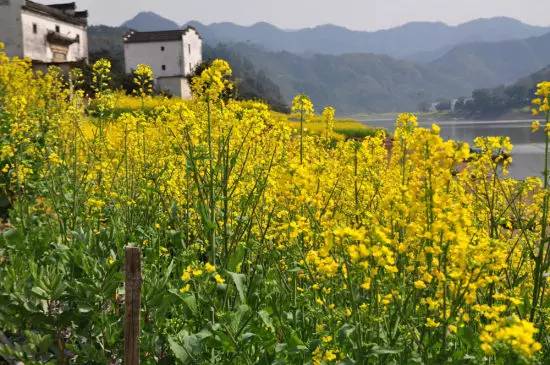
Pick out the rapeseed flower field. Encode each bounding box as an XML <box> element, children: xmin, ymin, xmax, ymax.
<box><xmin>0</xmin><ymin>45</ymin><xmax>549</xmax><ymax>364</ymax></box>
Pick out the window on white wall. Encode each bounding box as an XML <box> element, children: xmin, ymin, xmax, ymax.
<box><xmin>162</xmin><ymin>65</ymin><xmax>166</xmax><ymax>71</ymax></box>
<box><xmin>188</xmin><ymin>44</ymin><xmax>191</xmax><ymax>54</ymax></box>
<box><xmin>32</xmin><ymin>23</ymin><xmax>37</xmax><ymax>34</ymax></box>
<box><xmin>161</xmin><ymin>46</ymin><xmax>165</xmax><ymax>51</ymax></box>
<box><xmin>55</xmin><ymin>25</ymin><xmax>60</xmax><ymax>32</ymax></box>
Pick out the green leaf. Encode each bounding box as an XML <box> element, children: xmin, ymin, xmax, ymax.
<box><xmin>287</xmin><ymin>266</ymin><xmax>302</xmax><ymax>273</ymax></box>
<box><xmin>275</xmin><ymin>343</ymin><xmax>287</xmax><ymax>353</ymax></box>
<box><xmin>287</xmin><ymin>329</ymin><xmax>305</xmax><ymax>351</ymax></box>
<box><xmin>163</xmin><ymin>259</ymin><xmax>174</xmax><ymax>286</ymax></box>
<box><xmin>195</xmin><ymin>328</ymin><xmax>212</xmax><ymax>340</ymax></box>
<box><xmin>168</xmin><ymin>336</ymin><xmax>190</xmax><ymax>363</ymax></box>
<box><xmin>31</xmin><ymin>286</ymin><xmax>49</xmax><ymax>300</ymax></box>
<box><xmin>371</xmin><ymin>346</ymin><xmax>401</xmax><ymax>355</ymax></box>
<box><xmin>227</xmin><ymin>271</ymin><xmax>247</xmax><ymax>304</ymax></box>
<box><xmin>182</xmin><ymin>295</ymin><xmax>198</xmax><ymax>316</ymax></box>
<box><xmin>258</xmin><ymin>309</ymin><xmax>275</xmax><ymax>332</ymax></box>
<box><xmin>2</xmin><ymin>228</ymin><xmax>23</xmax><ymax>245</ymax></box>
<box><xmin>338</xmin><ymin>359</ymin><xmax>357</xmax><ymax>365</ymax></box>
<box><xmin>241</xmin><ymin>332</ymin><xmax>256</xmax><ymax>341</ymax></box>
<box><xmin>227</xmin><ymin>243</ymin><xmax>246</xmax><ymax>272</ymax></box>
<box><xmin>338</xmin><ymin>323</ymin><xmax>355</xmax><ymax>342</ymax></box>
<box><xmin>230</xmin><ymin>304</ymin><xmax>250</xmax><ymax>333</ymax></box>
<box><xmin>169</xmin><ymin>289</ymin><xmax>198</xmax><ymax>316</ymax></box>
<box><xmin>78</xmin><ymin>306</ymin><xmax>92</xmax><ymax>313</ymax></box>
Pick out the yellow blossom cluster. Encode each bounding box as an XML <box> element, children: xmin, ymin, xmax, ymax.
<box><xmin>132</xmin><ymin>64</ymin><xmax>154</xmax><ymax>97</ymax></box>
<box><xmin>480</xmin><ymin>316</ymin><xmax>542</xmax><ymax>359</ymax></box>
<box><xmin>180</xmin><ymin>262</ymin><xmax>224</xmax><ymax>293</ymax></box>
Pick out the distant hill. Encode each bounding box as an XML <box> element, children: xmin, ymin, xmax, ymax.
<box><xmin>120</xmin><ymin>13</ymin><xmax>550</xmax><ymax>60</ymax></box>
<box><xmin>183</xmin><ymin>17</ymin><xmax>550</xmax><ymax>60</ymax></box>
<box><xmin>430</xmin><ymin>31</ymin><xmax>550</xmax><ymax>90</ymax></box>
<box><xmin>217</xmin><ymin>44</ymin><xmax>472</xmax><ymax>114</ymax></box>
<box><xmin>514</xmin><ymin>64</ymin><xmax>550</xmax><ymax>89</ymax></box>
<box><xmin>122</xmin><ymin>12</ymin><xmax>180</xmax><ymax>31</ymax></box>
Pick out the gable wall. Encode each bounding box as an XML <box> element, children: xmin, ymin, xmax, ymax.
<box><xmin>124</xmin><ymin>39</ymin><xmax>183</xmax><ymax>77</ymax></box>
<box><xmin>0</xmin><ymin>0</ymin><xmax>25</xmax><ymax>58</ymax></box>
<box><xmin>21</xmin><ymin>10</ymin><xmax>88</xmax><ymax>63</ymax></box>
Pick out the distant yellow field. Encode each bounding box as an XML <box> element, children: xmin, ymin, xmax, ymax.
<box><xmin>111</xmin><ymin>95</ymin><xmax>377</xmax><ymax>139</ymax></box>
<box><xmin>273</xmin><ymin>111</ymin><xmax>377</xmax><ymax>139</ymax></box>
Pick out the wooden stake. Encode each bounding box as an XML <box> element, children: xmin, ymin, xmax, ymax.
<box><xmin>124</xmin><ymin>246</ymin><xmax>141</xmax><ymax>365</ymax></box>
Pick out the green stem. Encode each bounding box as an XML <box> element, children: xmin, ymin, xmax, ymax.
<box><xmin>531</xmin><ymin>110</ymin><xmax>550</xmax><ymax>322</ymax></box>
<box><xmin>207</xmin><ymin>98</ymin><xmax>216</xmax><ymax>266</ymax></box>
<box><xmin>300</xmin><ymin>108</ymin><xmax>304</xmax><ymax>164</ymax></box>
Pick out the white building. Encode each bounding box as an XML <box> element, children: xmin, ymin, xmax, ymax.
<box><xmin>0</xmin><ymin>0</ymin><xmax>88</xmax><ymax>66</ymax></box>
<box><xmin>123</xmin><ymin>27</ymin><xmax>202</xmax><ymax>99</ymax></box>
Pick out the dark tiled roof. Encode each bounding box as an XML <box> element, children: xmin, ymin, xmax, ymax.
<box><xmin>123</xmin><ymin>26</ymin><xmax>201</xmax><ymax>43</ymax></box>
<box><xmin>47</xmin><ymin>2</ymin><xmax>75</xmax><ymax>11</ymax></box>
<box><xmin>23</xmin><ymin>1</ymin><xmax>87</xmax><ymax>26</ymax></box>
<box><xmin>46</xmin><ymin>30</ymin><xmax>79</xmax><ymax>45</ymax></box>
<box><xmin>74</xmin><ymin>10</ymin><xmax>87</xmax><ymax>18</ymax></box>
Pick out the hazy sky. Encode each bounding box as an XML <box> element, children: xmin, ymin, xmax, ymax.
<box><xmin>59</xmin><ymin>0</ymin><xmax>549</xmax><ymax>31</ymax></box>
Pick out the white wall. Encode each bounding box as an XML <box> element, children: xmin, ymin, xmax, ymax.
<box><xmin>157</xmin><ymin>77</ymin><xmax>187</xmax><ymax>98</ymax></box>
<box><xmin>21</xmin><ymin>10</ymin><xmax>88</xmax><ymax>63</ymax></box>
<box><xmin>124</xmin><ymin>40</ymin><xmax>183</xmax><ymax>77</ymax></box>
<box><xmin>182</xmin><ymin>29</ymin><xmax>202</xmax><ymax>76</ymax></box>
<box><xmin>124</xmin><ymin>30</ymin><xmax>201</xmax><ymax>99</ymax></box>
<box><xmin>0</xmin><ymin>0</ymin><xmax>25</xmax><ymax>58</ymax></box>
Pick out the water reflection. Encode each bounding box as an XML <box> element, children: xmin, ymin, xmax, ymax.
<box><xmin>360</xmin><ymin>119</ymin><xmax>542</xmax><ymax>179</ymax></box>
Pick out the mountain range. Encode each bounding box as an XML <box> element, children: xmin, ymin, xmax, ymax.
<box><xmin>92</xmin><ymin>12</ymin><xmax>550</xmax><ymax>114</ymax></box>
<box><xmin>123</xmin><ymin>12</ymin><xmax>550</xmax><ymax>61</ymax></box>
<box><xmin>209</xmin><ymin>43</ymin><xmax>472</xmax><ymax>113</ymax></box>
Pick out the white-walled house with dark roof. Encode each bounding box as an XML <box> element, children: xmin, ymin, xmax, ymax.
<box><xmin>123</xmin><ymin>27</ymin><xmax>202</xmax><ymax>99</ymax></box>
<box><xmin>0</xmin><ymin>0</ymin><xmax>88</xmax><ymax>65</ymax></box>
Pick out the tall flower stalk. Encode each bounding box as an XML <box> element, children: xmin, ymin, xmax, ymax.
<box><xmin>322</xmin><ymin>106</ymin><xmax>336</xmax><ymax>141</ymax></box>
<box><xmin>292</xmin><ymin>94</ymin><xmax>314</xmax><ymax>164</ymax></box>
<box><xmin>191</xmin><ymin>59</ymin><xmax>233</xmax><ymax>266</ymax></box>
<box><xmin>530</xmin><ymin>82</ymin><xmax>550</xmax><ymax>323</ymax></box>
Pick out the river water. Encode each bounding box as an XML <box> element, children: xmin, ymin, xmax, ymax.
<box><xmin>359</xmin><ymin>119</ymin><xmax>544</xmax><ymax>179</ymax></box>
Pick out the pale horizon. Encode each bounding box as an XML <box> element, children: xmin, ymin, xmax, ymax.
<box><xmin>38</xmin><ymin>0</ymin><xmax>550</xmax><ymax>31</ymax></box>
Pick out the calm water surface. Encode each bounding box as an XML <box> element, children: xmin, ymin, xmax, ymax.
<box><xmin>360</xmin><ymin>119</ymin><xmax>543</xmax><ymax>179</ymax></box>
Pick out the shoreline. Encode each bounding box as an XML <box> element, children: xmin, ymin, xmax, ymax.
<box><xmin>348</xmin><ymin>111</ymin><xmax>534</xmax><ymax>123</ymax></box>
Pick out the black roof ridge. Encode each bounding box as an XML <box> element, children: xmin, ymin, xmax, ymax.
<box><xmin>23</xmin><ymin>1</ymin><xmax>87</xmax><ymax>26</ymax></box>
<box><xmin>47</xmin><ymin>2</ymin><xmax>76</xmax><ymax>10</ymax></box>
<box><xmin>123</xmin><ymin>27</ymin><xmax>201</xmax><ymax>43</ymax></box>
<box><xmin>74</xmin><ymin>10</ymin><xmax>88</xmax><ymax>18</ymax></box>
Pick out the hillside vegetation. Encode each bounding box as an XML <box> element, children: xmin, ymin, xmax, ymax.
<box><xmin>449</xmin><ymin>63</ymin><xmax>550</xmax><ymax>118</ymax></box>
<box><xmin>431</xmin><ymin>32</ymin><xmax>550</xmax><ymax>90</ymax></box>
<box><xmin>225</xmin><ymin>43</ymin><xmax>473</xmax><ymax>113</ymax></box>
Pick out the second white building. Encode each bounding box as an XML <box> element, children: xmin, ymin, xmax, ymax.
<box><xmin>123</xmin><ymin>27</ymin><xmax>202</xmax><ymax>99</ymax></box>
